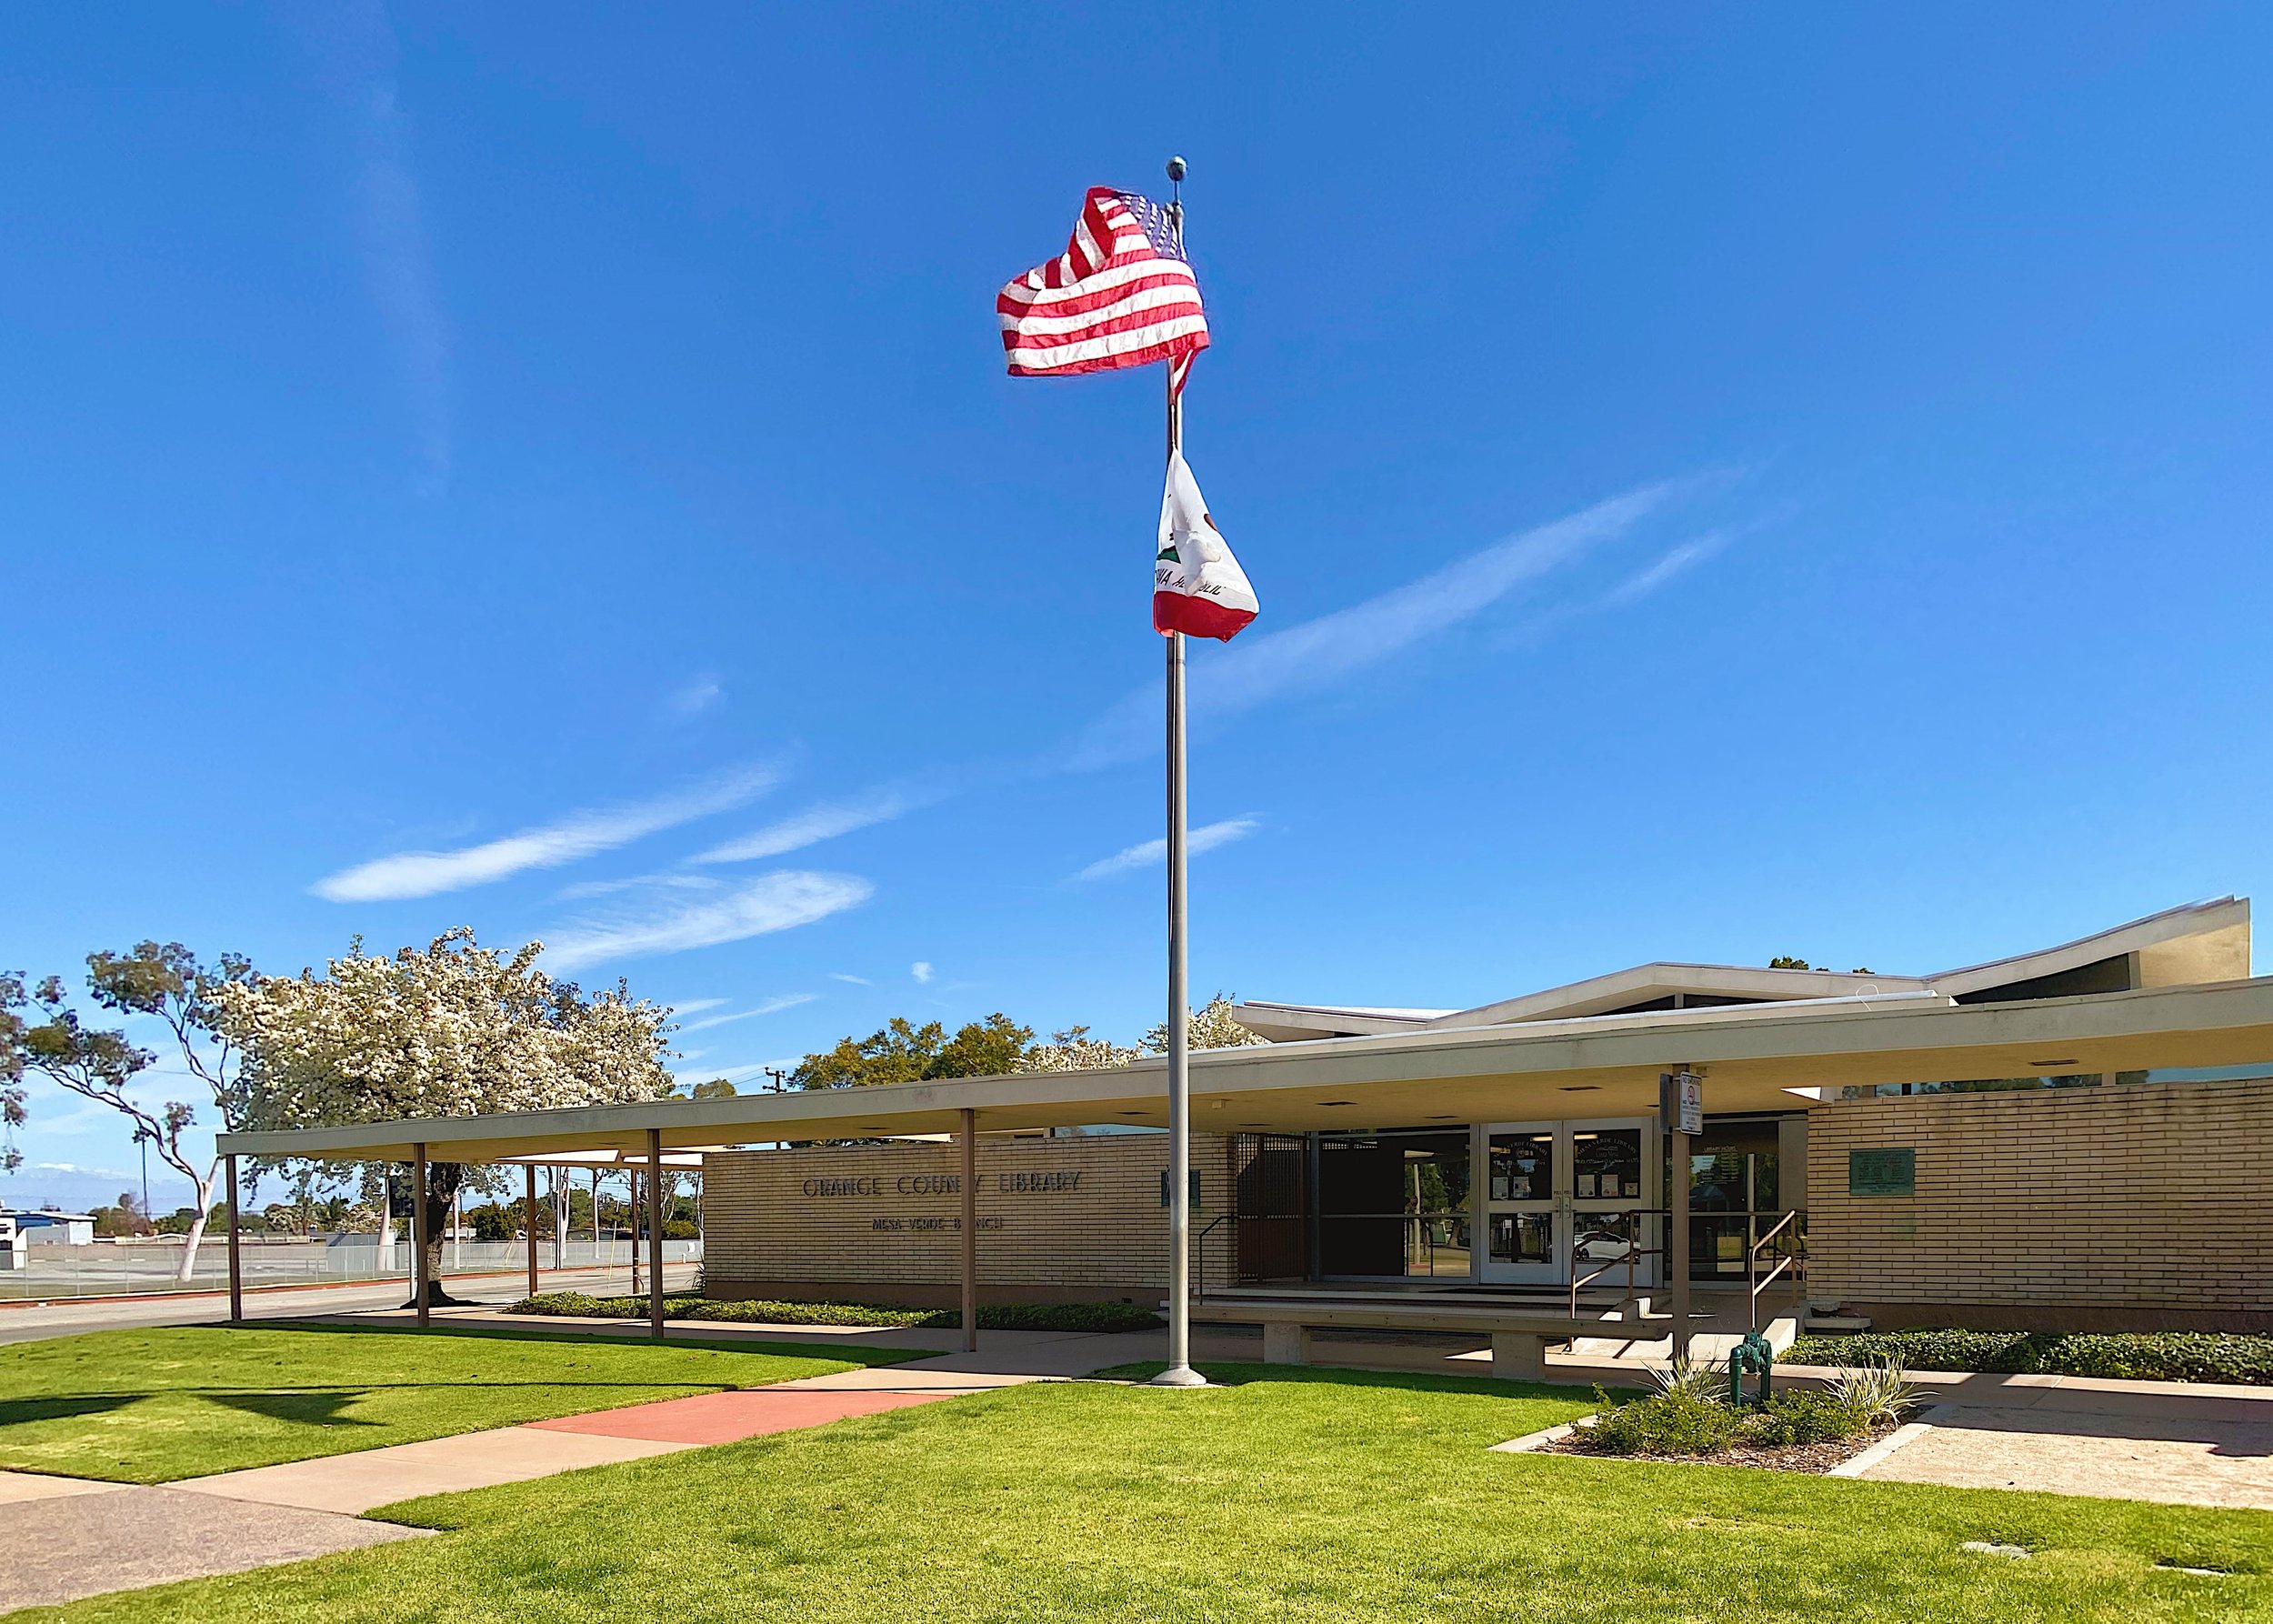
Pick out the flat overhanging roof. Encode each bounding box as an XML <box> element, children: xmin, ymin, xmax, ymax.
<box><xmin>215</xmin><ymin>976</ymin><xmax>2273</xmax><ymax>1164</ymax></box>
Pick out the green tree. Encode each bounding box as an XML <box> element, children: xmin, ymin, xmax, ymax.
<box><xmin>686</xmin><ymin>1078</ymin><xmax>738</xmax><ymax>1099</ymax></box>
<box><xmin>1</xmin><ymin>941</ymin><xmax>255</xmax><ymax>1279</ymax></box>
<box><xmin>791</xmin><ymin>1013</ymin><xmax>1036</xmax><ymax>1088</ymax></box>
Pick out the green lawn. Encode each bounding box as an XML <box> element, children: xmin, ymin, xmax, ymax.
<box><xmin>21</xmin><ymin>1362</ymin><xmax>2273</xmax><ymax>1622</ymax></box>
<box><xmin>0</xmin><ymin>1325</ymin><xmax>916</xmax><ymax>1483</ymax></box>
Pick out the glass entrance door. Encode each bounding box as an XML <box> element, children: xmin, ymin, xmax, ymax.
<box><xmin>1483</xmin><ymin>1119</ymin><xmax>1657</xmax><ymax>1287</ymax></box>
<box><xmin>1570</xmin><ymin>1124</ymin><xmax>1647</xmax><ymax>1288</ymax></box>
<box><xmin>1482</xmin><ymin>1124</ymin><xmax>1558</xmax><ymax>1284</ymax></box>
<box><xmin>1687</xmin><ymin>1119</ymin><xmax>1782</xmax><ymax>1280</ymax></box>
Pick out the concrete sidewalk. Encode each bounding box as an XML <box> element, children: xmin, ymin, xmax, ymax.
<box><xmin>167</xmin><ymin>1374</ymin><xmax>979</xmax><ymax>1518</ymax></box>
<box><xmin>137</xmin><ymin>1312</ymin><xmax>1189</xmax><ymax>1521</ymax></box>
<box><xmin>0</xmin><ymin>1471</ymin><xmax>426</xmax><ymax>1613</ymax></box>
<box><xmin>0</xmin><ymin>1354</ymin><xmax>1003</xmax><ymax>1606</ymax></box>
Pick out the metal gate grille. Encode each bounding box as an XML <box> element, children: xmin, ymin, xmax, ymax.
<box><xmin>1227</xmin><ymin>1133</ymin><xmax>1307</xmax><ymax>1282</ymax></box>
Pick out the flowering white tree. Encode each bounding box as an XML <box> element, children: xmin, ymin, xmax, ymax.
<box><xmin>214</xmin><ymin>927</ymin><xmax>674</xmax><ymax>1305</ymax></box>
<box><xmin>1144</xmin><ymin>994</ymin><xmax>1268</xmax><ymax>1055</ymax></box>
<box><xmin>1017</xmin><ymin>998</ymin><xmax>1266</xmax><ymax>1076</ymax></box>
<box><xmin>1019</xmin><ymin>1025</ymin><xmax>1142</xmax><ymax>1074</ymax></box>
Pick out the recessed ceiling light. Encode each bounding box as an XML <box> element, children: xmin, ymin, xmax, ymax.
<box><xmin>1317</xmin><ymin>1100</ymin><xmax>1355</xmax><ymax>1107</ymax></box>
<box><xmin>1425</xmin><ymin>1115</ymin><xmax>1458</xmax><ymax>1120</ymax></box>
<box><xmin>1116</xmin><ymin>1110</ymin><xmax>1147</xmax><ymax>1117</ymax></box>
<box><xmin>2028</xmin><ymin>1058</ymin><xmax>2079</xmax><ymax>1068</ymax></box>
<box><xmin>1559</xmin><ymin>1085</ymin><xmax>1602</xmax><ymax>1093</ymax></box>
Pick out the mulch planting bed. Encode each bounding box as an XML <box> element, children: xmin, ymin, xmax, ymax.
<box><xmin>1541</xmin><ymin>1420</ymin><xmax>1898</xmax><ymax>1475</ymax></box>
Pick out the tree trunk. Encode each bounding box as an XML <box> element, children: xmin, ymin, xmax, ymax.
<box><xmin>175</xmin><ymin>1164</ymin><xmax>217</xmax><ymax>1282</ymax></box>
<box><xmin>406</xmin><ymin>1161</ymin><xmax>472</xmax><ymax>1308</ymax></box>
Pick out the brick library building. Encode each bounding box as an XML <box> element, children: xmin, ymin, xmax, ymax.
<box><xmin>696</xmin><ymin>898</ymin><xmax>2271</xmax><ymax>1335</ymax></box>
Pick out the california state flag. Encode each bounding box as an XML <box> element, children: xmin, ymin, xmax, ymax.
<box><xmin>1154</xmin><ymin>451</ymin><xmax>1258</xmax><ymax>640</ymax></box>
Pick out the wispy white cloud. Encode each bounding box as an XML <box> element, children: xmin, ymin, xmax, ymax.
<box><xmin>693</xmin><ymin>789</ymin><xmax>920</xmax><ymax>865</ymax></box>
<box><xmin>556</xmin><ymin>873</ymin><xmax>722</xmax><ymax>903</ymax></box>
<box><xmin>828</xmin><ymin>972</ymin><xmax>873</xmax><ymax>986</ymax></box>
<box><xmin>544</xmin><ymin>871</ymin><xmax>872</xmax><ymax>972</ymax></box>
<box><xmin>678</xmin><ymin>994</ymin><xmax>819</xmax><ymax>1032</ymax></box>
<box><xmin>667</xmin><ymin>997</ymin><xmax>730</xmax><ymax>1018</ymax></box>
<box><xmin>357</xmin><ymin>82</ymin><xmax>449</xmax><ymax>490</ymax></box>
<box><xmin>1602</xmin><ymin>530</ymin><xmax>1731</xmax><ymax>606</ymax></box>
<box><xmin>291</xmin><ymin>4</ymin><xmax>451</xmax><ymax>491</ymax></box>
<box><xmin>668</xmin><ymin>676</ymin><xmax>724</xmax><ymax>718</ymax></box>
<box><xmin>1074</xmin><ymin>817</ymin><xmax>1261</xmax><ymax>882</ymax></box>
<box><xmin>1067</xmin><ymin>483</ymin><xmax>1680</xmax><ymax>769</ymax></box>
<box><xmin>314</xmin><ymin>766</ymin><xmax>776</xmax><ymax>903</ymax></box>
<box><xmin>910</xmin><ymin>961</ymin><xmax>935</xmax><ymax>985</ymax></box>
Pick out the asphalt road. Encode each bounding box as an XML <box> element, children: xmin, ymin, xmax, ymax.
<box><xmin>0</xmin><ymin>1263</ymin><xmax>700</xmax><ymax>1347</ymax></box>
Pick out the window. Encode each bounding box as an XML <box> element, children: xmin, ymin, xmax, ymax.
<box><xmin>1487</xmin><ymin>1133</ymin><xmax>1552</xmax><ymax>1201</ymax></box>
<box><xmin>1572</xmin><ymin>1129</ymin><xmax>1642</xmax><ymax>1201</ymax></box>
<box><xmin>1489</xmin><ymin>1211</ymin><xmax>1553</xmax><ymax>1265</ymax></box>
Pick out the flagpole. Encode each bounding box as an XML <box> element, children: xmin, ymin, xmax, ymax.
<box><xmin>1153</xmin><ymin>153</ymin><xmax>1205</xmax><ymax>1388</ymax></box>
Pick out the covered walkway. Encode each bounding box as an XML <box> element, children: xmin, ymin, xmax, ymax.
<box><xmin>215</xmin><ymin>975</ymin><xmax>2273</xmax><ymax>1352</ymax></box>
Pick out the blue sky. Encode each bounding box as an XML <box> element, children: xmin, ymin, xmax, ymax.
<box><xmin>5</xmin><ymin>4</ymin><xmax>2269</xmax><ymax>1212</ymax></box>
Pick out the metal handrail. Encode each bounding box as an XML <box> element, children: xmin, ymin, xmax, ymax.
<box><xmin>1565</xmin><ymin>1207</ymin><xmax>1666</xmax><ymax>1318</ymax></box>
<box><xmin>1192</xmin><ymin>1212</ymin><xmax>1235</xmax><ymax>1301</ymax></box>
<box><xmin>1746</xmin><ymin>1208</ymin><xmax>1807</xmax><ymax>1332</ymax></box>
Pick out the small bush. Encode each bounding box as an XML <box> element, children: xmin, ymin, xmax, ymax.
<box><xmin>508</xmin><ymin>1291</ymin><xmax>1161</xmax><ymax>1334</ymax></box>
<box><xmin>1785</xmin><ymin>1328</ymin><xmax>2273</xmax><ymax>1386</ymax></box>
<box><xmin>1584</xmin><ymin>1387</ymin><xmax>1740</xmax><ymax>1457</ymax></box>
<box><xmin>1742</xmin><ymin>1389</ymin><xmax>1869</xmax><ymax>1447</ymax></box>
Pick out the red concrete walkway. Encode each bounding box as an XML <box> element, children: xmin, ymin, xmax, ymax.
<box><xmin>526</xmin><ymin>1386</ymin><xmax>948</xmax><ymax>1444</ymax></box>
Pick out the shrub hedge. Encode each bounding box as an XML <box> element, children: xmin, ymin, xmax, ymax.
<box><xmin>1741</xmin><ymin>1389</ymin><xmax>1866</xmax><ymax>1448</ymax></box>
<box><xmin>1585</xmin><ymin>1387</ymin><xmax>1739</xmax><ymax>1456</ymax></box>
<box><xmin>509</xmin><ymin>1291</ymin><xmax>1162</xmax><ymax>1335</ymax></box>
<box><xmin>1583</xmin><ymin>1383</ymin><xmax>1887</xmax><ymax>1456</ymax></box>
<box><xmin>1782</xmin><ymin>1329</ymin><xmax>2273</xmax><ymax>1386</ymax></box>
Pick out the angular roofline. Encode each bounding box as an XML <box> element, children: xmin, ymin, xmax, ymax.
<box><xmin>220</xmin><ymin>976</ymin><xmax>2273</xmax><ymax>1160</ymax></box>
<box><xmin>1925</xmin><ymin>895</ymin><xmax>2248</xmax><ymax>994</ymax></box>
<box><xmin>1232</xmin><ymin>896</ymin><xmax>2250</xmax><ymax>1041</ymax></box>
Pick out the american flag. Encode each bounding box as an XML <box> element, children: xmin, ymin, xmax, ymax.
<box><xmin>997</xmin><ymin>186</ymin><xmax>1209</xmax><ymax>392</ymax></box>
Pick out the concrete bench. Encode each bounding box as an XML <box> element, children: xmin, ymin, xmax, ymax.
<box><xmin>1188</xmin><ymin>1295</ymin><xmax>1599</xmax><ymax>1382</ymax></box>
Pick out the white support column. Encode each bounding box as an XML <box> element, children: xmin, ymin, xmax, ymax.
<box><xmin>960</xmin><ymin>1108</ymin><xmax>978</xmax><ymax>1354</ymax></box>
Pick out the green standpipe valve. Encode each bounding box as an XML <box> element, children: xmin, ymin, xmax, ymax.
<box><xmin>1728</xmin><ymin>1330</ymin><xmax>1775</xmax><ymax>1408</ymax></box>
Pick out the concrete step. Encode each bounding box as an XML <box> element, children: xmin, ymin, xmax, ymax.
<box><xmin>1686</xmin><ymin>1317</ymin><xmax>1798</xmax><ymax>1364</ymax></box>
<box><xmin>1801</xmin><ymin>1313</ymin><xmax>1873</xmax><ymax>1334</ymax></box>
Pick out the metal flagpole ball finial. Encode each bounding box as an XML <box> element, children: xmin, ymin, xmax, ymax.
<box><xmin>1166</xmin><ymin>155</ymin><xmax>1187</xmax><ymax>183</ymax></box>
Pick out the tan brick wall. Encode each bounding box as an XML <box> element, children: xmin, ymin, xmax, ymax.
<box><xmin>701</xmin><ymin>1134</ymin><xmax>1234</xmax><ymax>1306</ymax></box>
<box><xmin>1807</xmin><ymin>1078</ymin><xmax>2273</xmax><ymax>1323</ymax></box>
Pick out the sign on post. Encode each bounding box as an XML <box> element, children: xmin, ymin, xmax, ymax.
<box><xmin>1659</xmin><ymin>1070</ymin><xmax>1704</xmax><ymax>1136</ymax></box>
